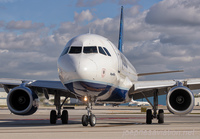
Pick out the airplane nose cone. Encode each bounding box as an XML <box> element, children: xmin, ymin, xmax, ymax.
<box><xmin>78</xmin><ymin>58</ymin><xmax>97</xmax><ymax>80</ymax></box>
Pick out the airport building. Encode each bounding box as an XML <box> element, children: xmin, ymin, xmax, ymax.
<box><xmin>195</xmin><ymin>97</ymin><xmax>200</xmax><ymax>106</ymax></box>
<box><xmin>0</xmin><ymin>92</ymin><xmax>7</xmax><ymax>105</ymax></box>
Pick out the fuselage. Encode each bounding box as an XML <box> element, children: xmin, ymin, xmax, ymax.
<box><xmin>57</xmin><ymin>34</ymin><xmax>138</xmax><ymax>103</ymax></box>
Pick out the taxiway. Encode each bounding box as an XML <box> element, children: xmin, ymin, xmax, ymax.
<box><xmin>0</xmin><ymin>106</ymin><xmax>200</xmax><ymax>139</ymax></box>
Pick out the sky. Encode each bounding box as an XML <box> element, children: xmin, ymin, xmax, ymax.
<box><xmin>1</xmin><ymin>0</ymin><xmax>200</xmax><ymax>83</ymax></box>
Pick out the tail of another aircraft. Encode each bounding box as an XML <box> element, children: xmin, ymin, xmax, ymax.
<box><xmin>118</xmin><ymin>6</ymin><xmax>124</xmax><ymax>53</ymax></box>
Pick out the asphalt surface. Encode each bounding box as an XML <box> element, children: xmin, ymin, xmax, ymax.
<box><xmin>0</xmin><ymin>106</ymin><xmax>200</xmax><ymax>139</ymax></box>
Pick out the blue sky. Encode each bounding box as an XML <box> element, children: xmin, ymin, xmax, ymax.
<box><xmin>1</xmin><ymin>0</ymin><xmax>200</xmax><ymax>83</ymax></box>
<box><xmin>0</xmin><ymin>0</ymin><xmax>162</xmax><ymax>27</ymax></box>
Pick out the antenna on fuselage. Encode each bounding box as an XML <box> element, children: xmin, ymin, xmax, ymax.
<box><xmin>89</xmin><ymin>28</ymin><xmax>91</xmax><ymax>34</ymax></box>
<box><xmin>118</xmin><ymin>6</ymin><xmax>124</xmax><ymax>53</ymax></box>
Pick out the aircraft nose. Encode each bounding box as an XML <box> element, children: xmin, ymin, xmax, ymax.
<box><xmin>77</xmin><ymin>58</ymin><xmax>97</xmax><ymax>80</ymax></box>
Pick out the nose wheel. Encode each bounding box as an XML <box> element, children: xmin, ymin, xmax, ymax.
<box><xmin>82</xmin><ymin>114</ymin><xmax>89</xmax><ymax>126</ymax></box>
<box><xmin>82</xmin><ymin>114</ymin><xmax>96</xmax><ymax>127</ymax></box>
<box><xmin>82</xmin><ymin>101</ymin><xmax>96</xmax><ymax>127</ymax></box>
<box><xmin>89</xmin><ymin>114</ymin><xmax>96</xmax><ymax>127</ymax></box>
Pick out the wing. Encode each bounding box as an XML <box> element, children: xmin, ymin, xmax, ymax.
<box><xmin>0</xmin><ymin>78</ymin><xmax>76</xmax><ymax>98</ymax></box>
<box><xmin>128</xmin><ymin>78</ymin><xmax>200</xmax><ymax>100</ymax></box>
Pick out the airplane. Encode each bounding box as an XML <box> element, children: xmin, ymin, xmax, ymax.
<box><xmin>128</xmin><ymin>98</ymin><xmax>150</xmax><ymax>106</ymax></box>
<box><xmin>0</xmin><ymin>6</ymin><xmax>200</xmax><ymax>127</ymax></box>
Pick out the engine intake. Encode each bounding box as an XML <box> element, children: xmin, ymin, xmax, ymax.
<box><xmin>7</xmin><ymin>86</ymin><xmax>39</xmax><ymax>115</ymax></box>
<box><xmin>166</xmin><ymin>86</ymin><xmax>194</xmax><ymax>115</ymax></box>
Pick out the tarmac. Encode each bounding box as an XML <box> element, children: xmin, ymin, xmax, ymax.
<box><xmin>0</xmin><ymin>106</ymin><xmax>200</xmax><ymax>139</ymax></box>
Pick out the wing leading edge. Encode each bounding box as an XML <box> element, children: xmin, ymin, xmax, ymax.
<box><xmin>0</xmin><ymin>78</ymin><xmax>75</xmax><ymax>98</ymax></box>
<box><xmin>129</xmin><ymin>78</ymin><xmax>200</xmax><ymax>100</ymax></box>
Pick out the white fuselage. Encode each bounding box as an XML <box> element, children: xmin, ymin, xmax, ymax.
<box><xmin>57</xmin><ymin>34</ymin><xmax>138</xmax><ymax>103</ymax></box>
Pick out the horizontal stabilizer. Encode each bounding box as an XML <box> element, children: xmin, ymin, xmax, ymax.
<box><xmin>137</xmin><ymin>70</ymin><xmax>184</xmax><ymax>76</ymax></box>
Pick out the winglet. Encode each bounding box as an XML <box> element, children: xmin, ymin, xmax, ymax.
<box><xmin>118</xmin><ymin>6</ymin><xmax>124</xmax><ymax>53</ymax></box>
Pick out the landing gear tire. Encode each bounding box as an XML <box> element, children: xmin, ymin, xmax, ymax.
<box><xmin>82</xmin><ymin>114</ymin><xmax>89</xmax><ymax>126</ymax></box>
<box><xmin>50</xmin><ymin>110</ymin><xmax>57</xmax><ymax>124</ymax></box>
<box><xmin>61</xmin><ymin>110</ymin><xmax>68</xmax><ymax>124</ymax></box>
<box><xmin>146</xmin><ymin>109</ymin><xmax>152</xmax><ymax>124</ymax></box>
<box><xmin>158</xmin><ymin>109</ymin><xmax>164</xmax><ymax>124</ymax></box>
<box><xmin>89</xmin><ymin>114</ymin><xmax>96</xmax><ymax>127</ymax></box>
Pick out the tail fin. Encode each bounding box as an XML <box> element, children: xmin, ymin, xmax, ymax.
<box><xmin>118</xmin><ymin>6</ymin><xmax>124</xmax><ymax>53</ymax></box>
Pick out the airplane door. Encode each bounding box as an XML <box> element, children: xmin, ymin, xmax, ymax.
<box><xmin>108</xmin><ymin>41</ymin><xmax>122</xmax><ymax>73</ymax></box>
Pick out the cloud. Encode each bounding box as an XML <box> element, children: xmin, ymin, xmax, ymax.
<box><xmin>0</xmin><ymin>0</ymin><xmax>15</xmax><ymax>2</ymax></box>
<box><xmin>118</xmin><ymin>0</ymin><xmax>138</xmax><ymax>5</ymax></box>
<box><xmin>0</xmin><ymin>50</ymin><xmax>58</xmax><ymax>80</ymax></box>
<box><xmin>0</xmin><ymin>21</ymin><xmax>5</xmax><ymax>28</ymax></box>
<box><xmin>145</xmin><ymin>0</ymin><xmax>200</xmax><ymax>26</ymax></box>
<box><xmin>0</xmin><ymin>49</ymin><xmax>8</xmax><ymax>53</ymax></box>
<box><xmin>76</xmin><ymin>0</ymin><xmax>138</xmax><ymax>7</ymax></box>
<box><xmin>0</xmin><ymin>6</ymin><xmax>6</xmax><ymax>10</ymax></box>
<box><xmin>5</xmin><ymin>20</ymin><xmax>45</xmax><ymax>31</ymax></box>
<box><xmin>74</xmin><ymin>10</ymin><xmax>93</xmax><ymax>23</ymax></box>
<box><xmin>1</xmin><ymin>0</ymin><xmax>200</xmax><ymax>82</ymax></box>
<box><xmin>76</xmin><ymin>0</ymin><xmax>106</xmax><ymax>7</ymax></box>
<box><xmin>0</xmin><ymin>14</ymin><xmax>64</xmax><ymax>80</ymax></box>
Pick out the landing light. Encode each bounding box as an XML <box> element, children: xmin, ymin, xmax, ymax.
<box><xmin>84</xmin><ymin>96</ymin><xmax>88</xmax><ymax>102</ymax></box>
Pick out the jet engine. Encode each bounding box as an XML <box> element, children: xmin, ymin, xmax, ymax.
<box><xmin>166</xmin><ymin>86</ymin><xmax>194</xmax><ymax>115</ymax></box>
<box><xmin>7</xmin><ymin>86</ymin><xmax>39</xmax><ymax>115</ymax></box>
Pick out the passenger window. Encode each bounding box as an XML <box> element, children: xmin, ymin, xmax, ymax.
<box><xmin>103</xmin><ymin>47</ymin><xmax>111</xmax><ymax>56</ymax></box>
<box><xmin>98</xmin><ymin>47</ymin><xmax>107</xmax><ymax>55</ymax></box>
<box><xmin>84</xmin><ymin>46</ymin><xmax>98</xmax><ymax>54</ymax></box>
<box><xmin>69</xmin><ymin>46</ymin><xmax>82</xmax><ymax>54</ymax></box>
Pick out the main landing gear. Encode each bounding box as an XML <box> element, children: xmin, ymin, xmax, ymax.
<box><xmin>82</xmin><ymin>97</ymin><xmax>97</xmax><ymax>127</ymax></box>
<box><xmin>50</xmin><ymin>92</ymin><xmax>68</xmax><ymax>124</ymax></box>
<box><xmin>143</xmin><ymin>90</ymin><xmax>164</xmax><ymax>124</ymax></box>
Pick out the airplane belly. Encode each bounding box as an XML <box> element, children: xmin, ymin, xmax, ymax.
<box><xmin>64</xmin><ymin>81</ymin><xmax>112</xmax><ymax>97</ymax></box>
<box><xmin>64</xmin><ymin>80</ymin><xmax>129</xmax><ymax>103</ymax></box>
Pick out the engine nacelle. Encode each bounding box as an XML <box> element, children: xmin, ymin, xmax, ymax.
<box><xmin>7</xmin><ymin>86</ymin><xmax>39</xmax><ymax>115</ymax></box>
<box><xmin>166</xmin><ymin>86</ymin><xmax>194</xmax><ymax>115</ymax></box>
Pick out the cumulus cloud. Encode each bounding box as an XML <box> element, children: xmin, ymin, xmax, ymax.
<box><xmin>0</xmin><ymin>50</ymin><xmax>58</xmax><ymax>80</ymax></box>
<box><xmin>118</xmin><ymin>0</ymin><xmax>138</xmax><ymax>5</ymax></box>
<box><xmin>1</xmin><ymin>0</ymin><xmax>200</xmax><ymax>82</ymax></box>
<box><xmin>76</xmin><ymin>0</ymin><xmax>138</xmax><ymax>7</ymax></box>
<box><xmin>122</xmin><ymin>0</ymin><xmax>200</xmax><ymax>80</ymax></box>
<box><xmin>5</xmin><ymin>20</ymin><xmax>45</xmax><ymax>31</ymax></box>
<box><xmin>0</xmin><ymin>20</ymin><xmax>5</xmax><ymax>28</ymax></box>
<box><xmin>145</xmin><ymin>0</ymin><xmax>200</xmax><ymax>26</ymax></box>
<box><xmin>74</xmin><ymin>10</ymin><xmax>93</xmax><ymax>23</ymax></box>
<box><xmin>0</xmin><ymin>49</ymin><xmax>8</xmax><ymax>53</ymax></box>
<box><xmin>0</xmin><ymin>21</ymin><xmax>63</xmax><ymax>80</ymax></box>
<box><xmin>76</xmin><ymin>0</ymin><xmax>106</xmax><ymax>7</ymax></box>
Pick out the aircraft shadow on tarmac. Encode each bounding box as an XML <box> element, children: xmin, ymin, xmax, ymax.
<box><xmin>0</xmin><ymin>119</ymin><xmax>174</xmax><ymax>128</ymax></box>
<box><xmin>1</xmin><ymin>114</ymin><xmax>199</xmax><ymax>127</ymax></box>
<box><xmin>0</xmin><ymin>119</ymin><xmax>82</xmax><ymax>127</ymax></box>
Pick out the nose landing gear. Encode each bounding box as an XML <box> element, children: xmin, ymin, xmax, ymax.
<box><xmin>82</xmin><ymin>97</ymin><xmax>97</xmax><ymax>127</ymax></box>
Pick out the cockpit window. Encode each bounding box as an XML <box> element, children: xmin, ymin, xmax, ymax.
<box><xmin>61</xmin><ymin>46</ymin><xmax>70</xmax><ymax>56</ymax></box>
<box><xmin>103</xmin><ymin>47</ymin><xmax>111</xmax><ymax>56</ymax></box>
<box><xmin>83</xmin><ymin>46</ymin><xmax>97</xmax><ymax>54</ymax></box>
<box><xmin>69</xmin><ymin>46</ymin><xmax>82</xmax><ymax>54</ymax></box>
<box><xmin>98</xmin><ymin>47</ymin><xmax>106</xmax><ymax>55</ymax></box>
